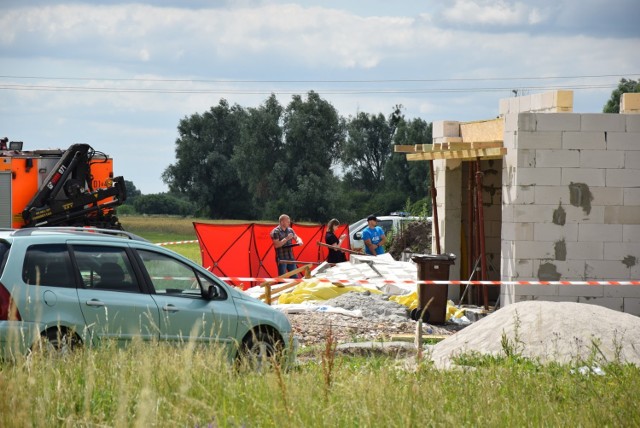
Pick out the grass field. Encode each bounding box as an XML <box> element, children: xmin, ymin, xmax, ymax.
<box><xmin>1</xmin><ymin>340</ymin><xmax>638</xmax><ymax>427</ymax></box>
<box><xmin>119</xmin><ymin>215</ymin><xmax>233</xmax><ymax>263</ymax></box>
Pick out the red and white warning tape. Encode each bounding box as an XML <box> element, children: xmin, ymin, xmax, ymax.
<box><xmin>156</xmin><ymin>239</ymin><xmax>199</xmax><ymax>246</ymax></box>
<box><xmin>217</xmin><ymin>277</ymin><xmax>640</xmax><ymax>286</ymax></box>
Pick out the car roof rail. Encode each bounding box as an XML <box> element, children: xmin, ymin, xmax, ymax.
<box><xmin>11</xmin><ymin>227</ymin><xmax>149</xmax><ymax>242</ymax></box>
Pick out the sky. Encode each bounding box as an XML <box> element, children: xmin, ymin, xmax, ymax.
<box><xmin>1</xmin><ymin>0</ymin><xmax>639</xmax><ymax>195</ymax></box>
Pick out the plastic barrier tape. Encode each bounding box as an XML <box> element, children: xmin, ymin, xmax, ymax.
<box><xmin>216</xmin><ymin>277</ymin><xmax>640</xmax><ymax>286</ymax></box>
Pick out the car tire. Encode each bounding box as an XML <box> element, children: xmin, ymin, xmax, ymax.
<box><xmin>238</xmin><ymin>331</ymin><xmax>283</xmax><ymax>371</ymax></box>
<box><xmin>31</xmin><ymin>329</ymin><xmax>81</xmax><ymax>357</ymax></box>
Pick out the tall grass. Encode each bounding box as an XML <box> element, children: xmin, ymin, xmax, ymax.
<box><xmin>1</xmin><ymin>341</ymin><xmax>638</xmax><ymax>427</ymax></box>
<box><xmin>2</xmin><ymin>216</ymin><xmax>637</xmax><ymax>426</ymax></box>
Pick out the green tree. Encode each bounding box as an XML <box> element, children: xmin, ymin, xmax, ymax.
<box><xmin>124</xmin><ymin>180</ymin><xmax>142</xmax><ymax>198</ymax></box>
<box><xmin>603</xmin><ymin>78</ymin><xmax>640</xmax><ymax>113</ymax></box>
<box><xmin>384</xmin><ymin>116</ymin><xmax>432</xmax><ymax>202</ymax></box>
<box><xmin>162</xmin><ymin>99</ymin><xmax>254</xmax><ymax>219</ymax></box>
<box><xmin>267</xmin><ymin>91</ymin><xmax>345</xmax><ymax>221</ymax></box>
<box><xmin>232</xmin><ymin>94</ymin><xmax>284</xmax><ymax>210</ymax></box>
<box><xmin>133</xmin><ymin>193</ymin><xmax>195</xmax><ymax>216</ymax></box>
<box><xmin>341</xmin><ymin>107</ymin><xmax>399</xmax><ymax>191</ymax></box>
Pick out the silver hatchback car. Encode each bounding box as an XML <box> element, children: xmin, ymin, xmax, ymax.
<box><xmin>0</xmin><ymin>228</ymin><xmax>296</xmax><ymax>365</ymax></box>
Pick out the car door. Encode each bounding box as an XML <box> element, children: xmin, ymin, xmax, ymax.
<box><xmin>134</xmin><ymin>248</ymin><xmax>238</xmax><ymax>350</ymax></box>
<box><xmin>71</xmin><ymin>244</ymin><xmax>160</xmax><ymax>344</ymax></box>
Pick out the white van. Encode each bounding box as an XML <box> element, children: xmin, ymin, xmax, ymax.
<box><xmin>348</xmin><ymin>215</ymin><xmax>432</xmax><ymax>252</ymax></box>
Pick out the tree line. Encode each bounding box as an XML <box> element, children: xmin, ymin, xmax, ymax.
<box><xmin>124</xmin><ymin>91</ymin><xmax>432</xmax><ymax>223</ymax></box>
<box><xmin>122</xmin><ymin>78</ymin><xmax>639</xmax><ymax>223</ymax></box>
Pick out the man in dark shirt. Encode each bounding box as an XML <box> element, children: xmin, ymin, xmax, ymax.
<box><xmin>270</xmin><ymin>214</ymin><xmax>303</xmax><ymax>277</ymax></box>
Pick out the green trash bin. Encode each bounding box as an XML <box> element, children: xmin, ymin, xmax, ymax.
<box><xmin>411</xmin><ymin>253</ymin><xmax>456</xmax><ymax>324</ymax></box>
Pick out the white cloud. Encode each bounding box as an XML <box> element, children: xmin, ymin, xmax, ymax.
<box><xmin>441</xmin><ymin>0</ymin><xmax>544</xmax><ymax>26</ymax></box>
<box><xmin>0</xmin><ymin>1</ymin><xmax>638</xmax><ymax>194</ymax></box>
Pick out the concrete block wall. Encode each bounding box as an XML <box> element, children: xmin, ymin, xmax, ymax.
<box><xmin>432</xmin><ymin>120</ymin><xmax>503</xmax><ymax>303</ymax></box>
<box><xmin>432</xmin><ymin>121</ymin><xmax>463</xmax><ymax>301</ymax></box>
<box><xmin>500</xmin><ymin>91</ymin><xmax>640</xmax><ymax>315</ymax></box>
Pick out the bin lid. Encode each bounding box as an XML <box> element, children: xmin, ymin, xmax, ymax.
<box><xmin>411</xmin><ymin>253</ymin><xmax>457</xmax><ymax>262</ymax></box>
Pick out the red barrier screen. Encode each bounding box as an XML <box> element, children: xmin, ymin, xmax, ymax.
<box><xmin>194</xmin><ymin>222</ymin><xmax>350</xmax><ymax>286</ymax></box>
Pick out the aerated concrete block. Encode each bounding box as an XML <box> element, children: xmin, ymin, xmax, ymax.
<box><xmin>603</xmin><ymin>242</ymin><xmax>640</xmax><ymax>261</ymax></box>
<box><xmin>604</xmin><ymin>285</ymin><xmax>640</xmax><ymax>299</ymax></box>
<box><xmin>513</xmin><ymin>204</ymin><xmax>557</xmax><ymax>223</ymax></box>
<box><xmin>627</xmin><ymin>115</ymin><xmax>640</xmax><ymax>132</ymax></box>
<box><xmin>533</xmin><ymin>185</ymin><xmax>570</xmax><ymax>205</ymax></box>
<box><xmin>578</xmin><ymin>223</ymin><xmax>623</xmax><ymax>242</ymax></box>
<box><xmin>518</xmin><ymin>167</ymin><xmax>562</xmax><ymax>186</ymax></box>
<box><xmin>604</xmin><ymin>206</ymin><xmax>640</xmax><ymax>225</ymax></box>
<box><xmin>623</xmin><ymin>298</ymin><xmax>640</xmax><ymax>316</ymax></box>
<box><xmin>536</xmin><ymin>149</ymin><xmax>580</xmax><ymax>168</ymax></box>
<box><xmin>562</xmin><ymin>131</ymin><xmax>606</xmax><ymax>150</ymax></box>
<box><xmin>623</xmin><ymin>225</ymin><xmax>640</xmax><ymax>243</ymax></box>
<box><xmin>580</xmin><ymin>150</ymin><xmax>625</xmax><ymax>169</ymax></box>
<box><xmin>513</xmin><ymin>283</ymin><xmax>559</xmax><ymax>297</ymax></box>
<box><xmin>560</xmin><ymin>284</ymin><xmax>604</xmax><ymax>298</ymax></box>
<box><xmin>565</xmin><ymin>242</ymin><xmax>604</xmax><ymax>260</ymax></box>
<box><xmin>585</xmin><ymin>260</ymin><xmax>634</xmax><ymax>279</ymax></box>
<box><xmin>536</xmin><ymin>113</ymin><xmax>580</xmax><ymax>131</ymax></box>
<box><xmin>514</xmin><ymin>240</ymin><xmax>555</xmax><ymax>259</ymax></box>
<box><xmin>577</xmin><ymin>297</ymin><xmax>624</xmax><ymax>312</ymax></box>
<box><xmin>534</xmin><ymin>223</ymin><xmax>578</xmax><ymax>242</ymax></box>
<box><xmin>590</xmin><ymin>187</ymin><xmax>624</xmax><ymax>206</ymax></box>
<box><xmin>518</xmin><ymin>131</ymin><xmax>562</xmax><ymax>149</ymax></box>
<box><xmin>517</xmin><ymin>113</ymin><xmax>537</xmax><ymax>131</ymax></box>
<box><xmin>580</xmin><ymin>114</ymin><xmax>626</xmax><ymax>132</ymax></box>
<box><xmin>607</xmin><ymin>132</ymin><xmax>640</xmax><ymax>150</ymax></box>
<box><xmin>561</xmin><ymin>168</ymin><xmax>606</xmax><ymax>187</ymax></box>
<box><xmin>606</xmin><ymin>170</ymin><xmax>640</xmax><ymax>187</ymax></box>
<box><xmin>432</xmin><ymin>120</ymin><xmax>460</xmax><ymax>138</ymax></box>
<box><xmin>502</xmin><ymin>222</ymin><xmax>534</xmax><ymax>241</ymax></box>
<box><xmin>503</xmin><ymin>184</ymin><xmax>535</xmax><ymax>205</ymax></box>
<box><xmin>624</xmin><ymin>188</ymin><xmax>640</xmax><ymax>205</ymax></box>
<box><xmin>624</xmin><ymin>151</ymin><xmax>640</xmax><ymax>168</ymax></box>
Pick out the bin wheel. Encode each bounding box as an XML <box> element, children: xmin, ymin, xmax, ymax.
<box><xmin>410</xmin><ymin>308</ymin><xmax>430</xmax><ymax>323</ymax></box>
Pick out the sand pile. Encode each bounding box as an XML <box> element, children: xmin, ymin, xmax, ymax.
<box><xmin>430</xmin><ymin>300</ymin><xmax>640</xmax><ymax>368</ymax></box>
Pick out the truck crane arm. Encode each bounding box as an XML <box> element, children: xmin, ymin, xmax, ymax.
<box><xmin>21</xmin><ymin>144</ymin><xmax>127</xmax><ymax>229</ymax></box>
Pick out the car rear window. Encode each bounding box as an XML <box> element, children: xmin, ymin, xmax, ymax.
<box><xmin>0</xmin><ymin>241</ymin><xmax>9</xmax><ymax>276</ymax></box>
<box><xmin>22</xmin><ymin>244</ymin><xmax>75</xmax><ymax>288</ymax></box>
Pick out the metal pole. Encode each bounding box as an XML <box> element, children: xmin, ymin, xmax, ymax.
<box><xmin>475</xmin><ymin>158</ymin><xmax>489</xmax><ymax>310</ymax></box>
<box><xmin>429</xmin><ymin>160</ymin><xmax>441</xmax><ymax>254</ymax></box>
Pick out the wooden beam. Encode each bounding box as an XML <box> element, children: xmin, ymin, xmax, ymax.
<box><xmin>406</xmin><ymin>147</ymin><xmax>507</xmax><ymax>161</ymax></box>
<box><xmin>394</xmin><ymin>145</ymin><xmax>416</xmax><ymax>153</ymax></box>
<box><xmin>470</xmin><ymin>141</ymin><xmax>503</xmax><ymax>149</ymax></box>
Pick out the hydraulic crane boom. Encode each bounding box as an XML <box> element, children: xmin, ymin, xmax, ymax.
<box><xmin>19</xmin><ymin>143</ymin><xmax>127</xmax><ymax>229</ymax></box>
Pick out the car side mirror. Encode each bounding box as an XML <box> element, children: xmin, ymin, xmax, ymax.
<box><xmin>205</xmin><ymin>284</ymin><xmax>221</xmax><ymax>300</ymax></box>
<box><xmin>354</xmin><ymin>232</ymin><xmax>362</xmax><ymax>240</ymax></box>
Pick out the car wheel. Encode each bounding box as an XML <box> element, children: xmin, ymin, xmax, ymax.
<box><xmin>31</xmin><ymin>329</ymin><xmax>81</xmax><ymax>357</ymax></box>
<box><xmin>238</xmin><ymin>331</ymin><xmax>283</xmax><ymax>371</ymax></box>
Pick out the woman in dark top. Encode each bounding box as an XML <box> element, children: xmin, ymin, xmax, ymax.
<box><xmin>325</xmin><ymin>218</ymin><xmax>347</xmax><ymax>264</ymax></box>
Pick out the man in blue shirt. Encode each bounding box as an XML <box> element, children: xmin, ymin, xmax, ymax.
<box><xmin>362</xmin><ymin>215</ymin><xmax>386</xmax><ymax>256</ymax></box>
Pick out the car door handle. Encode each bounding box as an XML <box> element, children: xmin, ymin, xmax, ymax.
<box><xmin>162</xmin><ymin>305</ymin><xmax>179</xmax><ymax>313</ymax></box>
<box><xmin>86</xmin><ymin>299</ymin><xmax>105</xmax><ymax>307</ymax></box>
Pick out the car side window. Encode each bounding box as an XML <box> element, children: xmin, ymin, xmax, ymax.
<box><xmin>137</xmin><ymin>249</ymin><xmax>203</xmax><ymax>297</ymax></box>
<box><xmin>23</xmin><ymin>244</ymin><xmax>75</xmax><ymax>288</ymax></box>
<box><xmin>378</xmin><ymin>220</ymin><xmax>393</xmax><ymax>235</ymax></box>
<box><xmin>72</xmin><ymin>245</ymin><xmax>140</xmax><ymax>293</ymax></box>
